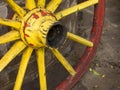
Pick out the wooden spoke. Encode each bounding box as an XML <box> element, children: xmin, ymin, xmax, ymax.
<box><xmin>55</xmin><ymin>0</ymin><xmax>98</xmax><ymax>20</ymax></box>
<box><xmin>46</xmin><ymin>0</ymin><xmax>62</xmax><ymax>13</ymax></box>
<box><xmin>67</xmin><ymin>32</ymin><xmax>93</xmax><ymax>47</ymax></box>
<box><xmin>0</xmin><ymin>31</ymin><xmax>20</xmax><ymax>44</ymax></box>
<box><xmin>14</xmin><ymin>47</ymin><xmax>33</xmax><ymax>90</ymax></box>
<box><xmin>37</xmin><ymin>0</ymin><xmax>46</xmax><ymax>8</ymax></box>
<box><xmin>0</xmin><ymin>40</ymin><xmax>26</xmax><ymax>72</ymax></box>
<box><xmin>25</xmin><ymin>0</ymin><xmax>36</xmax><ymax>10</ymax></box>
<box><xmin>36</xmin><ymin>48</ymin><xmax>47</xmax><ymax>90</ymax></box>
<box><xmin>0</xmin><ymin>18</ymin><xmax>21</xmax><ymax>30</ymax></box>
<box><xmin>4</xmin><ymin>0</ymin><xmax>26</xmax><ymax>18</ymax></box>
<box><xmin>51</xmin><ymin>49</ymin><xmax>76</xmax><ymax>76</ymax></box>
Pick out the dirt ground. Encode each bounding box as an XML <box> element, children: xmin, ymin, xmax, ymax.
<box><xmin>0</xmin><ymin>0</ymin><xmax>120</xmax><ymax>90</ymax></box>
<box><xmin>73</xmin><ymin>0</ymin><xmax>120</xmax><ymax>90</ymax></box>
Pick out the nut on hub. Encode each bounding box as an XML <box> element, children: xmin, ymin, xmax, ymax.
<box><xmin>20</xmin><ymin>8</ymin><xmax>67</xmax><ymax>48</ymax></box>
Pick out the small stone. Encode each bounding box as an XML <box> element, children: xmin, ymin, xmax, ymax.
<box><xmin>94</xmin><ymin>85</ymin><xmax>98</xmax><ymax>88</ymax></box>
<box><xmin>89</xmin><ymin>68</ymin><xmax>92</xmax><ymax>72</ymax></box>
<box><xmin>102</xmin><ymin>31</ymin><xmax>105</xmax><ymax>34</ymax></box>
<box><xmin>110</xmin><ymin>65</ymin><xmax>114</xmax><ymax>69</ymax></box>
<box><xmin>112</xmin><ymin>37</ymin><xmax>115</xmax><ymax>40</ymax></box>
<box><xmin>96</xmin><ymin>63</ymin><xmax>99</xmax><ymax>67</ymax></box>
<box><xmin>102</xmin><ymin>74</ymin><xmax>106</xmax><ymax>78</ymax></box>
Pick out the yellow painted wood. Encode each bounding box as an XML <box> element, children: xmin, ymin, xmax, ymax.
<box><xmin>67</xmin><ymin>32</ymin><xmax>93</xmax><ymax>47</ymax></box>
<box><xmin>0</xmin><ymin>41</ymin><xmax>26</xmax><ymax>72</ymax></box>
<box><xmin>14</xmin><ymin>47</ymin><xmax>33</xmax><ymax>90</ymax></box>
<box><xmin>20</xmin><ymin>8</ymin><xmax>56</xmax><ymax>48</ymax></box>
<box><xmin>37</xmin><ymin>0</ymin><xmax>46</xmax><ymax>8</ymax></box>
<box><xmin>0</xmin><ymin>18</ymin><xmax>21</xmax><ymax>30</ymax></box>
<box><xmin>51</xmin><ymin>49</ymin><xmax>76</xmax><ymax>76</ymax></box>
<box><xmin>55</xmin><ymin>0</ymin><xmax>98</xmax><ymax>20</ymax></box>
<box><xmin>46</xmin><ymin>0</ymin><xmax>62</xmax><ymax>13</ymax></box>
<box><xmin>4</xmin><ymin>0</ymin><xmax>26</xmax><ymax>18</ymax></box>
<box><xmin>25</xmin><ymin>0</ymin><xmax>36</xmax><ymax>10</ymax></box>
<box><xmin>36</xmin><ymin>48</ymin><xmax>47</xmax><ymax>90</ymax></box>
<box><xmin>0</xmin><ymin>31</ymin><xmax>20</xmax><ymax>44</ymax></box>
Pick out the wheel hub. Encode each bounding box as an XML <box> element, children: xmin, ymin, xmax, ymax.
<box><xmin>20</xmin><ymin>8</ymin><xmax>67</xmax><ymax>48</ymax></box>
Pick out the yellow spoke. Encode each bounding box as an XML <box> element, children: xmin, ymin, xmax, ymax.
<box><xmin>37</xmin><ymin>0</ymin><xmax>46</xmax><ymax>8</ymax></box>
<box><xmin>25</xmin><ymin>0</ymin><xmax>36</xmax><ymax>10</ymax></box>
<box><xmin>0</xmin><ymin>40</ymin><xmax>26</xmax><ymax>72</ymax></box>
<box><xmin>46</xmin><ymin>0</ymin><xmax>62</xmax><ymax>13</ymax></box>
<box><xmin>67</xmin><ymin>32</ymin><xmax>93</xmax><ymax>47</ymax></box>
<box><xmin>36</xmin><ymin>48</ymin><xmax>47</xmax><ymax>90</ymax></box>
<box><xmin>4</xmin><ymin>0</ymin><xmax>26</xmax><ymax>18</ymax></box>
<box><xmin>14</xmin><ymin>47</ymin><xmax>33</xmax><ymax>90</ymax></box>
<box><xmin>0</xmin><ymin>18</ymin><xmax>21</xmax><ymax>29</ymax></box>
<box><xmin>0</xmin><ymin>31</ymin><xmax>20</xmax><ymax>44</ymax></box>
<box><xmin>51</xmin><ymin>49</ymin><xmax>76</xmax><ymax>76</ymax></box>
<box><xmin>55</xmin><ymin>0</ymin><xmax>98</xmax><ymax>20</ymax></box>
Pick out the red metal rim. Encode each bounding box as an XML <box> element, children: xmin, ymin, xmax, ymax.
<box><xmin>56</xmin><ymin>0</ymin><xmax>105</xmax><ymax>89</ymax></box>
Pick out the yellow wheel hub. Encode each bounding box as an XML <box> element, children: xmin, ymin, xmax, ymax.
<box><xmin>21</xmin><ymin>9</ymin><xmax>56</xmax><ymax>48</ymax></box>
<box><xmin>20</xmin><ymin>8</ymin><xmax>66</xmax><ymax>48</ymax></box>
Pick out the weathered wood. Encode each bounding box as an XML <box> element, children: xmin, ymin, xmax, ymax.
<box><xmin>0</xmin><ymin>0</ymin><xmax>78</xmax><ymax>89</ymax></box>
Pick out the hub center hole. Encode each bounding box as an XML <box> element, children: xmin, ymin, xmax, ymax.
<box><xmin>47</xmin><ymin>23</ymin><xmax>67</xmax><ymax>48</ymax></box>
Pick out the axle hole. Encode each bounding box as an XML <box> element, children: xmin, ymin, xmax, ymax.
<box><xmin>47</xmin><ymin>23</ymin><xmax>67</xmax><ymax>48</ymax></box>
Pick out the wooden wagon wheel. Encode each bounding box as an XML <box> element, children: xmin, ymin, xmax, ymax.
<box><xmin>0</xmin><ymin>0</ymin><xmax>105</xmax><ymax>90</ymax></box>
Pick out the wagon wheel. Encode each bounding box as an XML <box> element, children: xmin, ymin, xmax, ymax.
<box><xmin>0</xmin><ymin>0</ymin><xmax>105</xmax><ymax>90</ymax></box>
